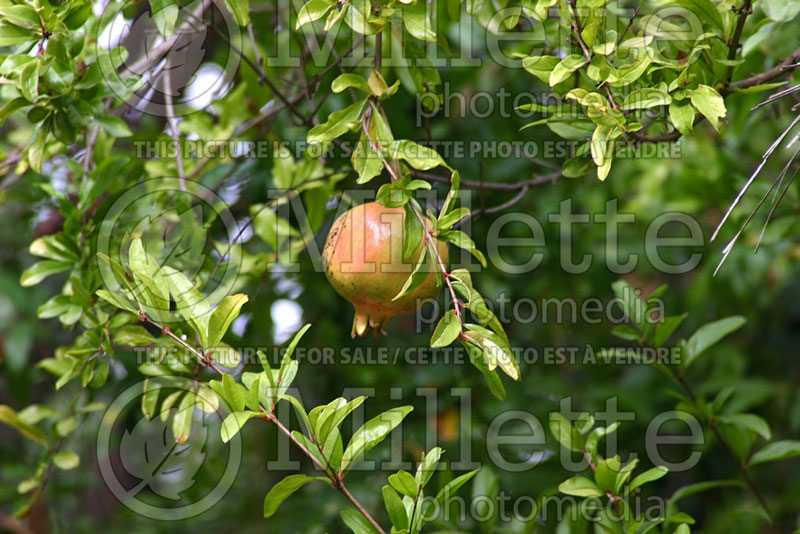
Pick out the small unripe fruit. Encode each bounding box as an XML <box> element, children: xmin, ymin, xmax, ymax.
<box><xmin>323</xmin><ymin>202</ymin><xmax>448</xmax><ymax>337</ymax></box>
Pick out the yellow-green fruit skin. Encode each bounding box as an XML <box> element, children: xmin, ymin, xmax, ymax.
<box><xmin>322</xmin><ymin>202</ymin><xmax>448</xmax><ymax>337</ymax></box>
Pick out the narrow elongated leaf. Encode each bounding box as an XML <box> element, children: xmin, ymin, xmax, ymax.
<box><xmin>682</xmin><ymin>316</ymin><xmax>746</xmax><ymax>369</ymax></box>
<box><xmin>749</xmin><ymin>441</ymin><xmax>800</xmax><ymax>466</ymax></box>
<box><xmin>558</xmin><ymin>476</ymin><xmax>604</xmax><ymax>497</ymax></box>
<box><xmin>264</xmin><ymin>474</ymin><xmax>327</xmax><ymax>517</ymax></box>
<box><xmin>342</xmin><ymin>406</ymin><xmax>413</xmax><ymax>472</ymax></box>
<box><xmin>388</xmin><ymin>470</ymin><xmax>418</xmax><ymax>498</ymax></box>
<box><xmin>430</xmin><ymin>310</ymin><xmax>460</xmax><ymax>348</ymax></box>
<box><xmin>221</xmin><ymin>410</ymin><xmax>260</xmax><ymax>443</ymax></box>
<box><xmin>0</xmin><ymin>405</ymin><xmax>47</xmax><ymax>445</ymax></box>
<box><xmin>207</xmin><ymin>294</ymin><xmax>249</xmax><ymax>350</ymax></box>
<box><xmin>308</xmin><ymin>100</ymin><xmax>365</xmax><ymax>143</ymax></box>
<box><xmin>340</xmin><ymin>508</ymin><xmax>380</xmax><ymax>534</ymax></box>
<box><xmin>719</xmin><ymin>414</ymin><xmax>771</xmax><ymax>440</ymax></box>
<box><xmin>382</xmin><ymin>485</ymin><xmax>408</xmax><ymax>529</ymax></box>
<box><xmin>628</xmin><ymin>466</ymin><xmax>669</xmax><ymax>491</ymax></box>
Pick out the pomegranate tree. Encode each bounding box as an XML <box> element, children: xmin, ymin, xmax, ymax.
<box><xmin>323</xmin><ymin>202</ymin><xmax>448</xmax><ymax>337</ymax></box>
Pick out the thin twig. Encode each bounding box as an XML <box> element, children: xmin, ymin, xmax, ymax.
<box><xmin>569</xmin><ymin>0</ymin><xmax>592</xmax><ymax>63</ymax></box>
<box><xmin>140</xmin><ymin>312</ymin><xmax>225</xmax><ymax>374</ymax></box>
<box><xmin>616</xmin><ymin>5</ymin><xmax>641</xmax><ymax>47</ymax></box>
<box><xmin>725</xmin><ymin>0</ymin><xmax>753</xmax><ymax>85</ymax></box>
<box><xmin>264</xmin><ymin>411</ymin><xmax>387</xmax><ymax>534</ymax></box>
<box><xmin>83</xmin><ymin>124</ymin><xmax>100</xmax><ymax>181</ymax></box>
<box><xmin>673</xmin><ymin>375</ymin><xmax>779</xmax><ymax>530</ymax></box>
<box><xmin>163</xmin><ymin>68</ymin><xmax>186</xmax><ymax>191</ymax></box>
<box><xmin>411</xmin><ymin>169</ymin><xmax>561</xmax><ymax>191</ymax></box>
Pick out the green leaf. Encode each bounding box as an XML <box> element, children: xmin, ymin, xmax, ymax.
<box><xmin>340</xmin><ymin>507</ymin><xmax>380</xmax><ymax>534</ymax></box>
<box><xmin>628</xmin><ymin>466</ymin><xmax>669</xmax><ymax>491</ymax></box>
<box><xmin>19</xmin><ymin>57</ymin><xmax>39</xmax><ymax>102</ymax></box>
<box><xmin>719</xmin><ymin>414</ymin><xmax>771</xmax><ymax>440</ymax></box>
<box><xmin>63</xmin><ymin>3</ymin><xmax>91</xmax><ymax>29</ymax></box>
<box><xmin>341</xmin><ymin>406</ymin><xmax>413</xmax><ymax>472</ymax></box>
<box><xmin>0</xmin><ymin>405</ymin><xmax>47</xmax><ymax>445</ymax></box>
<box><xmin>435</xmin><ymin>469</ymin><xmax>478</xmax><ymax>505</ymax></box>
<box><xmin>522</xmin><ymin>55</ymin><xmax>561</xmax><ymax>83</ymax></box>
<box><xmin>113</xmin><ymin>325</ymin><xmax>156</xmax><ymax>346</ymax></box>
<box><xmin>296</xmin><ymin>0</ymin><xmax>333</xmax><ymax>28</ymax></box>
<box><xmin>654</xmin><ymin>314</ymin><xmax>687</xmax><ymax>347</ymax></box>
<box><xmin>264</xmin><ymin>474</ymin><xmax>327</xmax><ymax>517</ymax></box>
<box><xmin>611</xmin><ymin>280</ymin><xmax>647</xmax><ymax>326</ymax></box>
<box><xmin>549</xmin><ymin>55</ymin><xmax>586</xmax><ymax>86</ymax></box>
<box><xmin>151</xmin><ymin>0</ymin><xmax>179</xmax><ymax>36</ymax></box>
<box><xmin>402</xmin><ymin>203</ymin><xmax>424</xmax><ymax>260</ymax></box>
<box><xmin>162</xmin><ymin>266</ymin><xmax>211</xmax><ymax>347</ymax></box>
<box><xmin>621</xmin><ymin>88</ymin><xmax>671</xmax><ymax>111</ymax></box>
<box><xmin>20</xmin><ymin>260</ymin><xmax>71</xmax><ymax>287</ymax></box>
<box><xmin>96</xmin><ymin>116</ymin><xmax>133</xmax><ymax>137</ymax></box>
<box><xmin>223</xmin><ymin>373</ymin><xmax>246</xmax><ymax>412</ymax></box>
<box><xmin>283</xmin><ymin>323</ymin><xmax>311</xmax><ymax>361</ymax></box>
<box><xmin>390</xmin><ymin>140</ymin><xmax>446</xmax><ymax>170</ymax></box>
<box><xmin>595</xmin><ymin>456</ymin><xmax>621</xmax><ymax>492</ymax></box>
<box><xmin>669</xmin><ymin>480</ymin><xmax>743</xmax><ymax>503</ymax></box>
<box><xmin>682</xmin><ymin>316</ymin><xmax>746</xmax><ymax>369</ymax></box>
<box><xmin>207</xmin><ymin>294</ymin><xmax>249</xmax><ymax>350</ymax></box>
<box><xmin>307</xmin><ymin>100</ymin><xmax>366</xmax><ymax>143</ymax></box>
<box><xmin>388</xmin><ymin>470</ymin><xmax>418</xmax><ymax>498</ymax></box>
<box><xmin>687</xmin><ymin>85</ymin><xmax>726</xmax><ymax>132</ymax></box>
<box><xmin>352</xmin><ymin>138</ymin><xmax>384</xmax><ymax>184</ymax></box>
<box><xmin>393</xmin><ymin>246</ymin><xmax>430</xmax><ymax>300</ymax></box>
<box><xmin>53</xmin><ymin>450</ymin><xmax>80</xmax><ymax>470</ymax></box>
<box><xmin>761</xmin><ymin>0</ymin><xmax>800</xmax><ymax>21</ymax></box>
<box><xmin>667</xmin><ymin>0</ymin><xmax>724</xmax><ymax>33</ymax></box>
<box><xmin>463</xmin><ymin>340</ymin><xmax>505</xmax><ymax>400</ymax></box>
<box><xmin>558</xmin><ymin>476</ymin><xmax>604</xmax><ymax>497</ymax></box>
<box><xmin>225</xmin><ymin>0</ymin><xmax>250</xmax><ymax>25</ymax></box>
<box><xmin>382</xmin><ymin>485</ymin><xmax>408</xmax><ymax>530</ymax></box>
<box><xmin>549</xmin><ymin>413</ymin><xmax>584</xmax><ymax>452</ymax></box>
<box><xmin>172</xmin><ymin>391</ymin><xmax>195</xmax><ymax>444</ymax></box>
<box><xmin>416</xmin><ymin>446</ymin><xmax>443</xmax><ymax>487</ymax></box>
<box><xmin>431</xmin><ymin>310</ymin><xmax>461</xmax><ymax>348</ymax></box>
<box><xmin>439</xmin><ymin>230</ymin><xmax>486</xmax><ymax>267</ymax></box>
<box><xmin>749</xmin><ymin>440</ymin><xmax>800</xmax><ymax>466</ymax></box>
<box><xmin>0</xmin><ymin>97</ymin><xmax>29</xmax><ymax>127</ymax></box>
<box><xmin>0</xmin><ymin>5</ymin><xmax>40</xmax><ymax>26</ymax></box>
<box><xmin>0</xmin><ymin>23</ymin><xmax>37</xmax><ymax>46</ymax></box>
<box><xmin>436</xmin><ymin>207</ymin><xmax>469</xmax><ymax>230</ymax></box>
<box><xmin>141</xmin><ymin>379</ymin><xmax>160</xmax><ymax>420</ymax></box>
<box><xmin>221</xmin><ymin>410</ymin><xmax>260</xmax><ymax>443</ymax></box>
<box><xmin>17</xmin><ymin>405</ymin><xmax>61</xmax><ymax>425</ymax></box>
<box><xmin>402</xmin><ymin>0</ymin><xmax>435</xmax><ymax>42</ymax></box>
<box><xmin>332</xmin><ymin>73</ymin><xmax>372</xmax><ymax>94</ymax></box>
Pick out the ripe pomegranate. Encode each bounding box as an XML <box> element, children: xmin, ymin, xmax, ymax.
<box><xmin>323</xmin><ymin>202</ymin><xmax>448</xmax><ymax>337</ymax></box>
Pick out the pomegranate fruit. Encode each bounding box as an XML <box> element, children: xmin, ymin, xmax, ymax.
<box><xmin>323</xmin><ymin>202</ymin><xmax>448</xmax><ymax>337</ymax></box>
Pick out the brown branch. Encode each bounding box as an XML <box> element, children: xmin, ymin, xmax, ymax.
<box><xmin>569</xmin><ymin>0</ymin><xmax>592</xmax><ymax>63</ymax></box>
<box><xmin>336</xmin><ymin>481</ymin><xmax>387</xmax><ymax>534</ymax></box>
<box><xmin>264</xmin><ymin>411</ymin><xmax>387</xmax><ymax>534</ymax></box>
<box><xmin>725</xmin><ymin>0</ymin><xmax>753</xmax><ymax>85</ymax></box>
<box><xmin>140</xmin><ymin>313</ymin><xmax>225</xmax><ymax>375</ymax></box>
<box><xmin>411</xmin><ymin>169</ymin><xmax>561</xmax><ymax>191</ymax></box>
<box><xmin>728</xmin><ymin>45</ymin><xmax>800</xmax><ymax>91</ymax></box>
<box><xmin>616</xmin><ymin>5</ymin><xmax>641</xmax><ymax>47</ymax></box>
